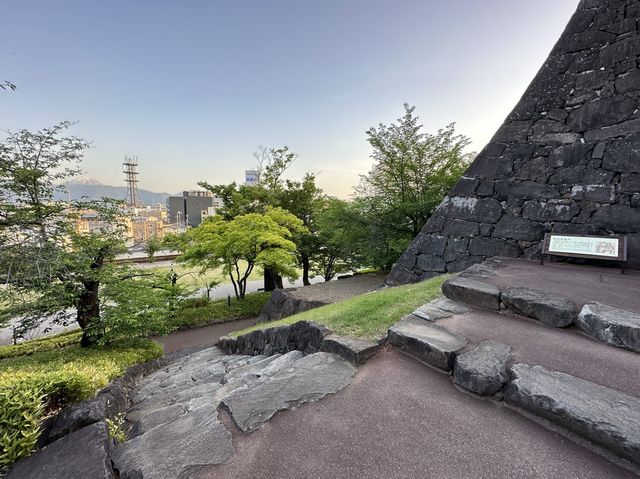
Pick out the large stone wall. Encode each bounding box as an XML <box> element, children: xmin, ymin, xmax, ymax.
<box><xmin>387</xmin><ymin>0</ymin><xmax>640</xmax><ymax>285</ymax></box>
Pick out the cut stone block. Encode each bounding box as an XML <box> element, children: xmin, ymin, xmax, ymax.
<box><xmin>7</xmin><ymin>423</ymin><xmax>113</xmax><ymax>479</ymax></box>
<box><xmin>501</xmin><ymin>287</ymin><xmax>576</xmax><ymax>328</ymax></box>
<box><xmin>506</xmin><ymin>364</ymin><xmax>640</xmax><ymax>466</ymax></box>
<box><xmin>320</xmin><ymin>335</ymin><xmax>379</xmax><ymax>365</ymax></box>
<box><xmin>221</xmin><ymin>352</ymin><xmax>355</xmax><ymax>433</ymax></box>
<box><xmin>576</xmin><ymin>302</ymin><xmax>640</xmax><ymax>353</ymax></box>
<box><xmin>388</xmin><ymin>316</ymin><xmax>468</xmax><ymax>371</ymax></box>
<box><xmin>412</xmin><ymin>297</ymin><xmax>470</xmax><ymax>321</ymax></box>
<box><xmin>454</xmin><ymin>340</ymin><xmax>511</xmax><ymax>395</ymax></box>
<box><xmin>442</xmin><ymin>276</ymin><xmax>501</xmax><ymax>310</ymax></box>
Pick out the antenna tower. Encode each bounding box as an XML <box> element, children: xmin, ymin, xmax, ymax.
<box><xmin>123</xmin><ymin>155</ymin><xmax>143</xmax><ymax>208</ymax></box>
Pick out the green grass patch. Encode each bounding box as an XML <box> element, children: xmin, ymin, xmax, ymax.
<box><xmin>231</xmin><ymin>275</ymin><xmax>447</xmax><ymax>341</ymax></box>
<box><xmin>166</xmin><ymin>292</ymin><xmax>271</xmax><ymax>330</ymax></box>
<box><xmin>0</xmin><ymin>330</ymin><xmax>82</xmax><ymax>360</ymax></box>
<box><xmin>0</xmin><ymin>338</ymin><xmax>162</xmax><ymax>470</ymax></box>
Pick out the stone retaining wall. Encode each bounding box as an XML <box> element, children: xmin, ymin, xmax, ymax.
<box><xmin>387</xmin><ymin>0</ymin><xmax>640</xmax><ymax>285</ymax></box>
<box><xmin>256</xmin><ymin>288</ymin><xmax>328</xmax><ymax>323</ymax></box>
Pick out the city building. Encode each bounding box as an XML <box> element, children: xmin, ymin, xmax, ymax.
<box><xmin>166</xmin><ymin>190</ymin><xmax>222</xmax><ymax>228</ymax></box>
<box><xmin>245</xmin><ymin>170</ymin><xmax>259</xmax><ymax>186</ymax></box>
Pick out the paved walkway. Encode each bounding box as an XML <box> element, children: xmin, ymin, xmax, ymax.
<box><xmin>194</xmin><ymin>349</ymin><xmax>634</xmax><ymax>479</ymax></box>
<box><xmin>153</xmin><ymin>317</ymin><xmax>257</xmax><ymax>353</ymax></box>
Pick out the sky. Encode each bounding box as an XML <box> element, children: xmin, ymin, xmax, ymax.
<box><xmin>1</xmin><ymin>0</ymin><xmax>579</xmax><ymax>198</ymax></box>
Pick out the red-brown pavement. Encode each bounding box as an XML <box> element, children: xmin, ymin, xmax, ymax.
<box><xmin>195</xmin><ymin>349</ymin><xmax>635</xmax><ymax>479</ymax></box>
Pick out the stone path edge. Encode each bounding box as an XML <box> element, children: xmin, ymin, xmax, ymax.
<box><xmin>218</xmin><ymin>321</ymin><xmax>380</xmax><ymax>366</ymax></box>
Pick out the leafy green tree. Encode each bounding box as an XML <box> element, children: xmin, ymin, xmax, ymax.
<box><xmin>311</xmin><ymin>198</ymin><xmax>361</xmax><ymax>281</ymax></box>
<box><xmin>0</xmin><ymin>123</ymin><xmax>184</xmax><ymax>346</ymax></box>
<box><xmin>354</xmin><ymin>104</ymin><xmax>473</xmax><ymax>269</ymax></box>
<box><xmin>175</xmin><ymin>207</ymin><xmax>306</xmax><ymax>300</ymax></box>
<box><xmin>144</xmin><ymin>236</ymin><xmax>162</xmax><ymax>263</ymax></box>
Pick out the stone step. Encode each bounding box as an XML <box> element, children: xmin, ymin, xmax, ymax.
<box><xmin>577</xmin><ymin>302</ymin><xmax>640</xmax><ymax>353</ymax></box>
<box><xmin>506</xmin><ymin>363</ymin><xmax>640</xmax><ymax>468</ymax></box>
<box><xmin>388</xmin><ymin>315</ymin><xmax>468</xmax><ymax>371</ymax></box>
<box><xmin>501</xmin><ymin>287</ymin><xmax>577</xmax><ymax>328</ymax></box>
<box><xmin>220</xmin><ymin>352</ymin><xmax>356</xmax><ymax>433</ymax></box>
<box><xmin>441</xmin><ymin>276</ymin><xmax>501</xmax><ymax>310</ymax></box>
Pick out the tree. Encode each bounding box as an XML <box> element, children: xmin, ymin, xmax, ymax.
<box><xmin>353</xmin><ymin>104</ymin><xmax>474</xmax><ymax>269</ymax></box>
<box><xmin>175</xmin><ymin>207</ymin><xmax>306</xmax><ymax>300</ymax></box>
<box><xmin>311</xmin><ymin>198</ymin><xmax>361</xmax><ymax>281</ymax></box>
<box><xmin>144</xmin><ymin>236</ymin><xmax>162</xmax><ymax>263</ymax></box>
<box><xmin>0</xmin><ymin>123</ymin><xmax>184</xmax><ymax>346</ymax></box>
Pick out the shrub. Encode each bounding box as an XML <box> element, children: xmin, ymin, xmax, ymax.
<box><xmin>0</xmin><ymin>331</ymin><xmax>82</xmax><ymax>360</ymax></box>
<box><xmin>0</xmin><ymin>338</ymin><xmax>163</xmax><ymax>470</ymax></box>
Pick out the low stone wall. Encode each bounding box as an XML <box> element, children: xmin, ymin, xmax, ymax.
<box><xmin>218</xmin><ymin>321</ymin><xmax>380</xmax><ymax>366</ymax></box>
<box><xmin>256</xmin><ymin>288</ymin><xmax>328</xmax><ymax>323</ymax></box>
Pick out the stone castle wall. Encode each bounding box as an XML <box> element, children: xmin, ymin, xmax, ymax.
<box><xmin>387</xmin><ymin>0</ymin><xmax>640</xmax><ymax>285</ymax></box>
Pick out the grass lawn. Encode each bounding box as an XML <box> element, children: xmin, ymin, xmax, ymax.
<box><xmin>231</xmin><ymin>274</ymin><xmax>448</xmax><ymax>341</ymax></box>
<box><xmin>167</xmin><ymin>292</ymin><xmax>271</xmax><ymax>330</ymax></box>
<box><xmin>149</xmin><ymin>262</ymin><xmax>265</xmax><ymax>289</ymax></box>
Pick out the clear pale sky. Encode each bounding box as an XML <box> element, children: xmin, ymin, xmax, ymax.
<box><xmin>1</xmin><ymin>0</ymin><xmax>578</xmax><ymax>197</ymax></box>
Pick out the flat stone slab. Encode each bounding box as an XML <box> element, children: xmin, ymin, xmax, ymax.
<box><xmin>501</xmin><ymin>287</ymin><xmax>576</xmax><ymax>328</ymax></box>
<box><xmin>221</xmin><ymin>352</ymin><xmax>356</xmax><ymax>433</ymax></box>
<box><xmin>442</xmin><ymin>276</ymin><xmax>501</xmax><ymax>310</ymax></box>
<box><xmin>113</xmin><ymin>406</ymin><xmax>234</xmax><ymax>479</ymax></box>
<box><xmin>454</xmin><ymin>340</ymin><xmax>511</xmax><ymax>396</ymax></box>
<box><xmin>506</xmin><ymin>364</ymin><xmax>640</xmax><ymax>466</ymax></box>
<box><xmin>577</xmin><ymin>302</ymin><xmax>640</xmax><ymax>353</ymax></box>
<box><xmin>320</xmin><ymin>335</ymin><xmax>379</xmax><ymax>365</ymax></box>
<box><xmin>412</xmin><ymin>297</ymin><xmax>470</xmax><ymax>321</ymax></box>
<box><xmin>7</xmin><ymin>422</ymin><xmax>113</xmax><ymax>479</ymax></box>
<box><xmin>388</xmin><ymin>316</ymin><xmax>468</xmax><ymax>371</ymax></box>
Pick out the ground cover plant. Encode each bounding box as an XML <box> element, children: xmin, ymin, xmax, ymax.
<box><xmin>0</xmin><ymin>337</ymin><xmax>162</xmax><ymax>470</ymax></box>
<box><xmin>231</xmin><ymin>275</ymin><xmax>447</xmax><ymax>341</ymax></box>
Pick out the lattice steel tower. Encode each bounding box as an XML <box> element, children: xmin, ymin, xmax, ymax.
<box><xmin>123</xmin><ymin>155</ymin><xmax>143</xmax><ymax>208</ymax></box>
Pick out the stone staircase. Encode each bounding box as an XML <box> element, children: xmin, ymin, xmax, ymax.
<box><xmin>388</xmin><ymin>260</ymin><xmax>640</xmax><ymax>473</ymax></box>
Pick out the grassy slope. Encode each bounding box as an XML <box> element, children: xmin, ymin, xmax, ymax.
<box><xmin>231</xmin><ymin>275</ymin><xmax>447</xmax><ymax>341</ymax></box>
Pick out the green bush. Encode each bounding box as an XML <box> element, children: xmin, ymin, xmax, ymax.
<box><xmin>0</xmin><ymin>338</ymin><xmax>163</xmax><ymax>470</ymax></box>
<box><xmin>167</xmin><ymin>292</ymin><xmax>270</xmax><ymax>330</ymax></box>
<box><xmin>0</xmin><ymin>330</ymin><xmax>82</xmax><ymax>360</ymax></box>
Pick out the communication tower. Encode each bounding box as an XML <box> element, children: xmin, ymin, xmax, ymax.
<box><xmin>123</xmin><ymin>155</ymin><xmax>143</xmax><ymax>208</ymax></box>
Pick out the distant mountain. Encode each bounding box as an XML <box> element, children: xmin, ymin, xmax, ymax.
<box><xmin>54</xmin><ymin>177</ymin><xmax>172</xmax><ymax>205</ymax></box>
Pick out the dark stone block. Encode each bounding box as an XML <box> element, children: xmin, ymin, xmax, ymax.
<box><xmin>493</xmin><ymin>121</ymin><xmax>532</xmax><ymax>143</ymax></box>
<box><xmin>442</xmin><ymin>276</ymin><xmax>501</xmax><ymax>310</ymax></box>
<box><xmin>584</xmin><ymin>118</ymin><xmax>640</xmax><ymax>142</ymax></box>
<box><xmin>570</xmin><ymin>184</ymin><xmax>616</xmax><ymax>203</ymax></box>
<box><xmin>621</xmin><ymin>173</ymin><xmax>640</xmax><ymax>194</ymax></box>
<box><xmin>476</xmin><ymin>180</ymin><xmax>495</xmax><ymax>197</ymax></box>
<box><xmin>577</xmin><ymin>302</ymin><xmax>640</xmax><ymax>353</ymax></box>
<box><xmin>598</xmin><ymin>36</ymin><xmax>640</xmax><ymax>68</ymax></box>
<box><xmin>507</xmin><ymin>181</ymin><xmax>559</xmax><ymax>200</ymax></box>
<box><xmin>446</xmin><ymin>255</ymin><xmax>485</xmax><ymax>273</ymax></box>
<box><xmin>388</xmin><ymin>316</ymin><xmax>468</xmax><ymax>371</ymax></box>
<box><xmin>506</xmin><ymin>363</ymin><xmax>640</xmax><ymax>466</ymax></box>
<box><xmin>444</xmin><ymin>197</ymin><xmax>503</xmax><ymax>223</ymax></box>
<box><xmin>516</xmin><ymin>157</ymin><xmax>546</xmax><ymax>180</ymax></box>
<box><xmin>454</xmin><ymin>340</ymin><xmax>511</xmax><ymax>396</ymax></box>
<box><xmin>546</xmin><ymin>109</ymin><xmax>568</xmax><ymax>121</ymax></box>
<box><xmin>7</xmin><ymin>423</ymin><xmax>113</xmax><ymax>479</ymax></box>
<box><xmin>320</xmin><ymin>335</ymin><xmax>379</xmax><ymax>365</ymax></box>
<box><xmin>522</xmin><ymin>201</ymin><xmax>580</xmax><ymax>222</ymax></box>
<box><xmin>567</xmin><ymin>96</ymin><xmax>636</xmax><ymax>132</ymax></box>
<box><xmin>468</xmin><ymin>237</ymin><xmax>521</xmax><ymax>258</ymax></box>
<box><xmin>591</xmin><ymin>204</ymin><xmax>640</xmax><ymax>233</ymax></box>
<box><xmin>413</xmin><ymin>234</ymin><xmax>447</xmax><ymax>255</ymax></box>
<box><xmin>547</xmin><ymin>143</ymin><xmax>592</xmax><ymax>168</ymax></box>
<box><xmin>502</xmin><ymin>287</ymin><xmax>577</xmax><ymax>327</ymax></box>
<box><xmin>583</xmin><ymin>168</ymin><xmax>615</xmax><ymax>184</ymax></box>
<box><xmin>416</xmin><ymin>254</ymin><xmax>446</xmax><ymax>273</ymax></box>
<box><xmin>575</xmin><ymin>69</ymin><xmax>609</xmax><ymax>91</ymax></box>
<box><xmin>548</xmin><ymin>166</ymin><xmax>585</xmax><ymax>185</ymax></box>
<box><xmin>558</xmin><ymin>30</ymin><xmax>616</xmax><ymax>54</ymax></box>
<box><xmin>451</xmin><ymin>177</ymin><xmax>479</xmax><ymax>196</ymax></box>
<box><xmin>479</xmin><ymin>223</ymin><xmax>494</xmax><ymax>236</ymax></box>
<box><xmin>443</xmin><ymin>219</ymin><xmax>480</xmax><ymax>237</ymax></box>
<box><xmin>602</xmin><ymin>133</ymin><xmax>640</xmax><ymax>173</ymax></box>
<box><xmin>492</xmin><ymin>214</ymin><xmax>546</xmax><ymax>241</ymax></box>
<box><xmin>616</xmin><ymin>69</ymin><xmax>640</xmax><ymax>93</ymax></box>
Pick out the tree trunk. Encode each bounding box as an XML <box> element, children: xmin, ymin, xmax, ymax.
<box><xmin>264</xmin><ymin>268</ymin><xmax>283</xmax><ymax>291</ymax></box>
<box><xmin>301</xmin><ymin>255</ymin><xmax>310</xmax><ymax>286</ymax></box>
<box><xmin>77</xmin><ymin>280</ymin><xmax>101</xmax><ymax>347</ymax></box>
